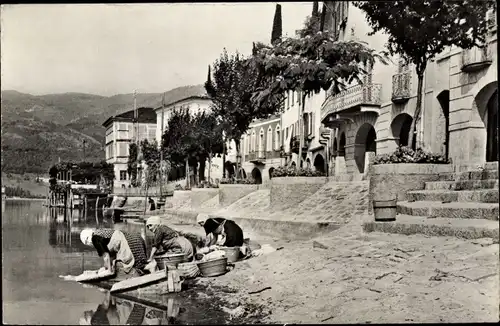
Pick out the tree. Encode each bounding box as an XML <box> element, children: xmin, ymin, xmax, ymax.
<box><xmin>206</xmin><ymin>48</ymin><xmax>284</xmax><ymax>179</ymax></box>
<box><xmin>191</xmin><ymin>111</ymin><xmax>224</xmax><ymax>182</ymax></box>
<box><xmin>271</xmin><ymin>4</ymin><xmax>282</xmax><ymax>45</ymax></box>
<box><xmin>354</xmin><ymin>0</ymin><xmax>495</xmax><ymax>148</ymax></box>
<box><xmin>127</xmin><ymin>143</ymin><xmax>138</xmax><ymax>186</ymax></box>
<box><xmin>249</xmin><ymin>31</ymin><xmax>388</xmax><ymax>165</ymax></box>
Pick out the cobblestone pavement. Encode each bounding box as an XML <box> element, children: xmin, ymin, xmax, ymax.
<box><xmin>196</xmin><ymin>223</ymin><xmax>499</xmax><ymax>324</ymax></box>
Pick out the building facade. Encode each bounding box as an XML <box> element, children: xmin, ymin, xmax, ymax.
<box><xmin>240</xmin><ymin>115</ymin><xmax>282</xmax><ymax>185</ymax></box>
<box><xmin>257</xmin><ymin>1</ymin><xmax>497</xmax><ymax>181</ymax></box>
<box><xmin>102</xmin><ymin>107</ymin><xmax>157</xmax><ymax>188</ymax></box>
<box><xmin>154</xmin><ymin>85</ymin><xmax>235</xmax><ymax>183</ymax></box>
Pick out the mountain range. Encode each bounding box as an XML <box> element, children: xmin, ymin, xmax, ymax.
<box><xmin>0</xmin><ymin>85</ymin><xmax>206</xmax><ymax>174</ymax></box>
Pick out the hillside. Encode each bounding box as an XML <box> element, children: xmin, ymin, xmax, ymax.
<box><xmin>0</xmin><ymin>85</ymin><xmax>207</xmax><ymax>174</ymax></box>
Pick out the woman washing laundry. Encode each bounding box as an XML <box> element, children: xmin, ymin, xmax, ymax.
<box><xmin>146</xmin><ymin>216</ymin><xmax>195</xmax><ymax>262</ymax></box>
<box><xmin>202</xmin><ymin>217</ymin><xmax>244</xmax><ymax>248</ymax></box>
<box><xmin>79</xmin><ymin>228</ymin><xmax>149</xmax><ymax>280</ymax></box>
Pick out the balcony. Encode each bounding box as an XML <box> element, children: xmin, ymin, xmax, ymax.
<box><xmin>460</xmin><ymin>45</ymin><xmax>493</xmax><ymax>73</ymax></box>
<box><xmin>247</xmin><ymin>151</ymin><xmax>266</xmax><ymax>164</ymax></box>
<box><xmin>391</xmin><ymin>72</ymin><xmax>411</xmax><ymax>104</ymax></box>
<box><xmin>290</xmin><ymin>136</ymin><xmax>308</xmax><ymax>155</ymax></box>
<box><xmin>320</xmin><ymin>84</ymin><xmax>382</xmax><ymax>123</ymax></box>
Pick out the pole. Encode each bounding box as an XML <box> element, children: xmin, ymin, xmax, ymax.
<box><xmin>297</xmin><ymin>94</ymin><xmax>305</xmax><ymax>168</ymax></box>
<box><xmin>134</xmin><ymin>90</ymin><xmax>140</xmax><ymax>187</ymax></box>
<box><xmin>222</xmin><ymin>134</ymin><xmax>226</xmax><ymax>178</ymax></box>
<box><xmin>160</xmin><ymin>93</ymin><xmax>165</xmax><ymax>197</ymax></box>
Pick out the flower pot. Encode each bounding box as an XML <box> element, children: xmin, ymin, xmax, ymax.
<box><xmin>373</xmin><ymin>199</ymin><xmax>397</xmax><ymax>222</ymax></box>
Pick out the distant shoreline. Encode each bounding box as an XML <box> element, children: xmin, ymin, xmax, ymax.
<box><xmin>3</xmin><ymin>197</ymin><xmax>46</xmax><ymax>201</ymax></box>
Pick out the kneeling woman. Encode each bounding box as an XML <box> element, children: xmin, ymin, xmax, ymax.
<box><xmin>203</xmin><ymin>217</ymin><xmax>244</xmax><ymax>248</ymax></box>
<box><xmin>146</xmin><ymin>216</ymin><xmax>194</xmax><ymax>262</ymax></box>
<box><xmin>80</xmin><ymin>228</ymin><xmax>149</xmax><ymax>280</ymax></box>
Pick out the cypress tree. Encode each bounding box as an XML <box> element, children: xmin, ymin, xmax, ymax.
<box><xmin>319</xmin><ymin>3</ymin><xmax>326</xmax><ymax>32</ymax></box>
<box><xmin>312</xmin><ymin>1</ymin><xmax>319</xmax><ymax>18</ymax></box>
<box><xmin>271</xmin><ymin>4</ymin><xmax>282</xmax><ymax>45</ymax></box>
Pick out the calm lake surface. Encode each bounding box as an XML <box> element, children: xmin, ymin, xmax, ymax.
<box><xmin>2</xmin><ymin>199</ymin><xmax>191</xmax><ymax>325</ymax></box>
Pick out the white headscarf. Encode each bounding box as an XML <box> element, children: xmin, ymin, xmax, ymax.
<box><xmin>196</xmin><ymin>213</ymin><xmax>208</xmax><ymax>225</ymax></box>
<box><xmin>80</xmin><ymin>229</ymin><xmax>94</xmax><ymax>246</ymax></box>
<box><xmin>146</xmin><ymin>215</ymin><xmax>161</xmax><ymax>227</ymax></box>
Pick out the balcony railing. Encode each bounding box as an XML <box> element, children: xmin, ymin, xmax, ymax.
<box><xmin>391</xmin><ymin>72</ymin><xmax>411</xmax><ymax>104</ymax></box>
<box><xmin>320</xmin><ymin>84</ymin><xmax>382</xmax><ymax>122</ymax></box>
<box><xmin>246</xmin><ymin>151</ymin><xmax>266</xmax><ymax>161</ymax></box>
<box><xmin>460</xmin><ymin>45</ymin><xmax>493</xmax><ymax>73</ymax></box>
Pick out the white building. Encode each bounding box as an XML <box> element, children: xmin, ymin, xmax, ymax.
<box><xmin>102</xmin><ymin>107</ymin><xmax>157</xmax><ymax>188</ymax></box>
<box><xmin>154</xmin><ymin>84</ymin><xmax>236</xmax><ymax>183</ymax></box>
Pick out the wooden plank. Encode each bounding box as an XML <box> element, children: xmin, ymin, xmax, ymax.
<box><xmin>110</xmin><ymin>270</ymin><xmax>168</xmax><ymax>293</ymax></box>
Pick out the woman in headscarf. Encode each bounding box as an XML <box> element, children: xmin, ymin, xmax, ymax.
<box><xmin>202</xmin><ymin>217</ymin><xmax>244</xmax><ymax>248</ymax></box>
<box><xmin>146</xmin><ymin>216</ymin><xmax>194</xmax><ymax>262</ymax></box>
<box><xmin>80</xmin><ymin>228</ymin><xmax>149</xmax><ymax>280</ymax></box>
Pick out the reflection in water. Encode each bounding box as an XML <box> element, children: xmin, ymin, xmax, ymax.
<box><xmin>80</xmin><ymin>292</ymin><xmax>179</xmax><ymax>325</ymax></box>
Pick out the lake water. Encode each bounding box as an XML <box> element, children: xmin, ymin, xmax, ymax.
<box><xmin>1</xmin><ymin>199</ymin><xmax>230</xmax><ymax>325</ymax></box>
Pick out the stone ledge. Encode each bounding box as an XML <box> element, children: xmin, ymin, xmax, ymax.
<box><xmin>370</xmin><ymin>163</ymin><xmax>453</xmax><ymax>175</ymax></box>
<box><xmin>162</xmin><ymin>208</ymin><xmax>343</xmax><ymax>240</ymax></box>
<box><xmin>363</xmin><ymin>214</ymin><xmax>499</xmax><ymax>240</ymax></box>
<box><xmin>271</xmin><ymin>177</ymin><xmax>328</xmax><ymax>185</ymax></box>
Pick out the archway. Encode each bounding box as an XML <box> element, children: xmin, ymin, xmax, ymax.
<box><xmin>268</xmin><ymin>167</ymin><xmax>275</xmax><ymax>179</ymax></box>
<box><xmin>306</xmin><ymin>158</ymin><xmax>311</xmax><ymax>169</ymax></box>
<box><xmin>291</xmin><ymin>161</ymin><xmax>297</xmax><ymax>169</ymax></box>
<box><xmin>437</xmin><ymin>90</ymin><xmax>450</xmax><ymax>159</ymax></box>
<box><xmin>473</xmin><ymin>81</ymin><xmax>498</xmax><ymax>162</ymax></box>
<box><xmin>339</xmin><ymin>133</ymin><xmax>346</xmax><ymax>157</ymax></box>
<box><xmin>390</xmin><ymin>113</ymin><xmax>416</xmax><ymax>149</ymax></box>
<box><xmin>486</xmin><ymin>89</ymin><xmax>498</xmax><ymax>161</ymax></box>
<box><xmin>313</xmin><ymin>154</ymin><xmax>325</xmax><ymax>173</ymax></box>
<box><xmin>251</xmin><ymin>168</ymin><xmax>262</xmax><ymax>184</ymax></box>
<box><xmin>332</xmin><ymin>137</ymin><xmax>338</xmax><ymax>157</ymax></box>
<box><xmin>354</xmin><ymin>123</ymin><xmax>377</xmax><ymax>173</ymax></box>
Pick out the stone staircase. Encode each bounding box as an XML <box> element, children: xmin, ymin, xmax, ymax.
<box><xmin>364</xmin><ymin>162</ymin><xmax>499</xmax><ymax>240</ymax></box>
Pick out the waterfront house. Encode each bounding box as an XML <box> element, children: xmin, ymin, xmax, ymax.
<box><xmin>102</xmin><ymin>107</ymin><xmax>157</xmax><ymax>188</ymax></box>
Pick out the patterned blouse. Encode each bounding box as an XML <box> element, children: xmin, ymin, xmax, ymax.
<box><xmin>152</xmin><ymin>225</ymin><xmax>179</xmax><ymax>249</ymax></box>
<box><xmin>92</xmin><ymin>228</ymin><xmax>148</xmax><ymax>271</ymax></box>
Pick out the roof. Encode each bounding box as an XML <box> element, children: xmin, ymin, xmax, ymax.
<box><xmin>102</xmin><ymin>107</ymin><xmax>157</xmax><ymax>127</ymax></box>
<box><xmin>154</xmin><ymin>84</ymin><xmax>210</xmax><ymax>110</ymax></box>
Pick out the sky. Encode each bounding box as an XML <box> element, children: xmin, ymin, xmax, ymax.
<box><xmin>1</xmin><ymin>3</ymin><xmax>312</xmax><ymax>96</ymax></box>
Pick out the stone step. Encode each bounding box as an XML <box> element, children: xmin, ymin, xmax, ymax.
<box><xmin>438</xmin><ymin>170</ymin><xmax>498</xmax><ymax>181</ymax></box>
<box><xmin>484</xmin><ymin>161</ymin><xmax>498</xmax><ymax>171</ymax></box>
<box><xmin>425</xmin><ymin>179</ymin><xmax>499</xmax><ymax>191</ymax></box>
<box><xmin>407</xmin><ymin>189</ymin><xmax>499</xmax><ymax>203</ymax></box>
<box><xmin>363</xmin><ymin>214</ymin><xmax>499</xmax><ymax>240</ymax></box>
<box><xmin>397</xmin><ymin>201</ymin><xmax>499</xmax><ymax>221</ymax></box>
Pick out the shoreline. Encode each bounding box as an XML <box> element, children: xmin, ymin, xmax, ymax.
<box><xmin>3</xmin><ymin>197</ymin><xmax>46</xmax><ymax>201</ymax></box>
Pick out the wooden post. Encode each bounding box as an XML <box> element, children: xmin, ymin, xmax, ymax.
<box><xmin>95</xmin><ymin>196</ymin><xmax>99</xmax><ymax>225</ymax></box>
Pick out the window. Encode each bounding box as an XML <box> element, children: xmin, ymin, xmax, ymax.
<box><xmin>118</xmin><ymin>123</ymin><xmax>128</xmax><ymax>131</ymax></box>
<box><xmin>259</xmin><ymin>128</ymin><xmax>264</xmax><ymax>154</ymax></box>
<box><xmin>285</xmin><ymin>127</ymin><xmax>288</xmax><ymax>140</ymax></box>
<box><xmin>117</xmin><ymin>142</ymin><xmax>128</xmax><ymax>157</ymax></box>
<box><xmin>287</xmin><ymin>91</ymin><xmax>290</xmax><ymax>110</ymax></box>
<box><xmin>106</xmin><ymin>144</ymin><xmax>115</xmax><ymax>160</ymax></box>
<box><xmin>267</xmin><ymin>126</ymin><xmax>273</xmax><ymax>151</ymax></box>
<box><xmin>291</xmin><ymin>91</ymin><xmax>295</xmax><ymax>106</ymax></box>
<box><xmin>251</xmin><ymin>130</ymin><xmax>256</xmax><ymax>152</ymax></box>
<box><xmin>246</xmin><ymin>134</ymin><xmax>250</xmax><ymax>154</ymax></box>
<box><xmin>120</xmin><ymin>170</ymin><xmax>127</xmax><ymax>181</ymax></box>
<box><xmin>275</xmin><ymin>124</ymin><xmax>281</xmax><ymax>150</ymax></box>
